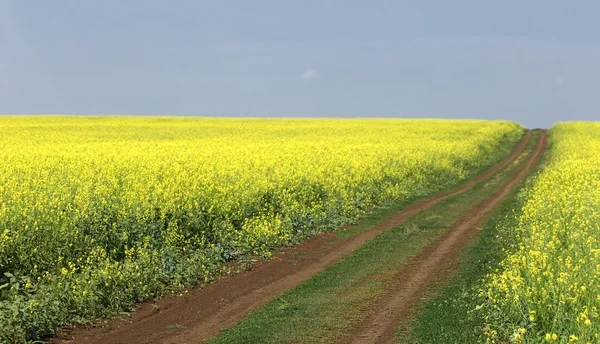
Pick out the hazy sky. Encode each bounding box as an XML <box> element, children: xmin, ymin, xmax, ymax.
<box><xmin>2</xmin><ymin>1</ymin><xmax>600</xmax><ymax>128</ymax></box>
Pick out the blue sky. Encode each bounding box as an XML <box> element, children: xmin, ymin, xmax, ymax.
<box><xmin>1</xmin><ymin>1</ymin><xmax>600</xmax><ymax>128</ymax></box>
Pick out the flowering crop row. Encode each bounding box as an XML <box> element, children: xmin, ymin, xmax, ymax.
<box><xmin>0</xmin><ymin>117</ymin><xmax>523</xmax><ymax>342</ymax></box>
<box><xmin>482</xmin><ymin>122</ymin><xmax>600</xmax><ymax>343</ymax></box>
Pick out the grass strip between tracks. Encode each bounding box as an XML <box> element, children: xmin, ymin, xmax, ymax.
<box><xmin>208</xmin><ymin>132</ymin><xmax>540</xmax><ymax>344</ymax></box>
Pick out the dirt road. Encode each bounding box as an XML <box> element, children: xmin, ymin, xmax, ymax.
<box><xmin>56</xmin><ymin>132</ymin><xmax>534</xmax><ymax>344</ymax></box>
<box><xmin>339</xmin><ymin>131</ymin><xmax>547</xmax><ymax>344</ymax></box>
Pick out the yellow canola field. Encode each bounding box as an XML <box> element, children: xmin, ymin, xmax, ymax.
<box><xmin>0</xmin><ymin>117</ymin><xmax>523</xmax><ymax>342</ymax></box>
<box><xmin>482</xmin><ymin>122</ymin><xmax>600</xmax><ymax>343</ymax></box>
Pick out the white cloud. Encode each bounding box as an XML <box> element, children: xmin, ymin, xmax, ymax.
<box><xmin>554</xmin><ymin>77</ymin><xmax>564</xmax><ymax>85</ymax></box>
<box><xmin>301</xmin><ymin>69</ymin><xmax>320</xmax><ymax>81</ymax></box>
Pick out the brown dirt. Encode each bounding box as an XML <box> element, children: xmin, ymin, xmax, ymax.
<box><xmin>339</xmin><ymin>130</ymin><xmax>547</xmax><ymax>344</ymax></box>
<box><xmin>52</xmin><ymin>131</ymin><xmax>533</xmax><ymax>344</ymax></box>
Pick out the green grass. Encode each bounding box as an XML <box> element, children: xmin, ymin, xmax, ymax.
<box><xmin>401</xmin><ymin>131</ymin><xmax>546</xmax><ymax>344</ymax></box>
<box><xmin>207</xmin><ymin>132</ymin><xmax>540</xmax><ymax>344</ymax></box>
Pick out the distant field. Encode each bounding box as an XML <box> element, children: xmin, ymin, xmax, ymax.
<box><xmin>0</xmin><ymin>117</ymin><xmax>524</xmax><ymax>342</ymax></box>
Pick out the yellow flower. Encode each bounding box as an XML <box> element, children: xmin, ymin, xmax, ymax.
<box><xmin>0</xmin><ymin>117</ymin><xmax>525</xmax><ymax>338</ymax></box>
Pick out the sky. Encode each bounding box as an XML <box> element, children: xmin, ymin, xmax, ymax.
<box><xmin>1</xmin><ymin>1</ymin><xmax>600</xmax><ymax>128</ymax></box>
